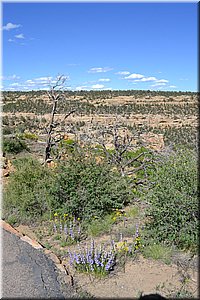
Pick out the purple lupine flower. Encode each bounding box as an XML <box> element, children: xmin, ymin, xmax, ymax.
<box><xmin>90</xmin><ymin>265</ymin><xmax>94</xmax><ymax>272</ymax></box>
<box><xmin>128</xmin><ymin>244</ymin><xmax>132</xmax><ymax>254</ymax></box>
<box><xmin>68</xmin><ymin>250</ymin><xmax>74</xmax><ymax>266</ymax></box>
<box><xmin>59</xmin><ymin>222</ymin><xmax>63</xmax><ymax>233</ymax></box>
<box><xmin>69</xmin><ymin>224</ymin><xmax>74</xmax><ymax>240</ymax></box>
<box><xmin>53</xmin><ymin>223</ymin><xmax>57</xmax><ymax>233</ymax></box>
<box><xmin>94</xmin><ymin>253</ymin><xmax>101</xmax><ymax>267</ymax></box>
<box><xmin>135</xmin><ymin>224</ymin><xmax>139</xmax><ymax>237</ymax></box>
<box><xmin>64</xmin><ymin>224</ymin><xmax>68</xmax><ymax>237</ymax></box>
<box><xmin>90</xmin><ymin>239</ymin><xmax>95</xmax><ymax>253</ymax></box>
<box><xmin>74</xmin><ymin>253</ymin><xmax>80</xmax><ymax>264</ymax></box>
<box><xmin>86</xmin><ymin>250</ymin><xmax>91</xmax><ymax>264</ymax></box>
<box><xmin>110</xmin><ymin>240</ymin><xmax>115</xmax><ymax>250</ymax></box>
<box><xmin>80</xmin><ymin>253</ymin><xmax>86</xmax><ymax>264</ymax></box>
<box><xmin>77</xmin><ymin>224</ymin><xmax>81</xmax><ymax>236</ymax></box>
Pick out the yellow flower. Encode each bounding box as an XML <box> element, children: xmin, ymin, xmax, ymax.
<box><xmin>54</xmin><ymin>212</ymin><xmax>58</xmax><ymax>217</ymax></box>
<box><xmin>64</xmin><ymin>213</ymin><xmax>68</xmax><ymax>217</ymax></box>
<box><xmin>112</xmin><ymin>216</ymin><xmax>116</xmax><ymax>221</ymax></box>
<box><xmin>77</xmin><ymin>217</ymin><xmax>80</xmax><ymax>221</ymax></box>
<box><xmin>123</xmin><ymin>246</ymin><xmax>129</xmax><ymax>252</ymax></box>
<box><xmin>116</xmin><ymin>241</ymin><xmax>127</xmax><ymax>251</ymax></box>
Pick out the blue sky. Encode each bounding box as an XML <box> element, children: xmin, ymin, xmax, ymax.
<box><xmin>2</xmin><ymin>2</ymin><xmax>198</xmax><ymax>92</ymax></box>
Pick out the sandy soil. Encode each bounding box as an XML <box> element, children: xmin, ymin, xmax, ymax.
<box><xmin>15</xmin><ymin>225</ymin><xmax>198</xmax><ymax>299</ymax></box>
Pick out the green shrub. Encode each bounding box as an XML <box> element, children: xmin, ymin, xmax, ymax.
<box><xmin>3</xmin><ymin>126</ymin><xmax>13</xmax><ymax>135</ymax></box>
<box><xmin>145</xmin><ymin>148</ymin><xmax>198</xmax><ymax>252</ymax></box>
<box><xmin>51</xmin><ymin>157</ymin><xmax>131</xmax><ymax>220</ymax></box>
<box><xmin>19</xmin><ymin>132</ymin><xmax>38</xmax><ymax>141</ymax></box>
<box><xmin>3</xmin><ymin>157</ymin><xmax>55</xmax><ymax>223</ymax></box>
<box><xmin>85</xmin><ymin>214</ymin><xmax>115</xmax><ymax>237</ymax></box>
<box><xmin>3</xmin><ymin>137</ymin><xmax>28</xmax><ymax>154</ymax></box>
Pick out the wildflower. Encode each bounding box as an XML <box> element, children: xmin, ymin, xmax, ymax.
<box><xmin>54</xmin><ymin>212</ymin><xmax>58</xmax><ymax>217</ymax></box>
<box><xmin>64</xmin><ymin>224</ymin><xmax>68</xmax><ymax>236</ymax></box>
<box><xmin>59</xmin><ymin>223</ymin><xmax>63</xmax><ymax>233</ymax></box>
<box><xmin>53</xmin><ymin>223</ymin><xmax>57</xmax><ymax>233</ymax></box>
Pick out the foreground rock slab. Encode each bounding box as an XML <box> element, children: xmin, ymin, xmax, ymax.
<box><xmin>2</xmin><ymin>229</ymin><xmax>67</xmax><ymax>298</ymax></box>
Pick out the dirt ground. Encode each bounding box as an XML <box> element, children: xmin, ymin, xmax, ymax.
<box><xmin>15</xmin><ymin>225</ymin><xmax>198</xmax><ymax>298</ymax></box>
<box><xmin>72</xmin><ymin>256</ymin><xmax>198</xmax><ymax>298</ymax></box>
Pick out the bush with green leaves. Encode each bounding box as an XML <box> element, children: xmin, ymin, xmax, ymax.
<box><xmin>3</xmin><ymin>157</ymin><xmax>55</xmax><ymax>223</ymax></box>
<box><xmin>3</xmin><ymin>137</ymin><xmax>28</xmax><ymax>154</ymax></box>
<box><xmin>51</xmin><ymin>156</ymin><xmax>131</xmax><ymax>221</ymax></box>
<box><xmin>18</xmin><ymin>132</ymin><xmax>39</xmax><ymax>141</ymax></box>
<box><xmin>145</xmin><ymin>148</ymin><xmax>198</xmax><ymax>252</ymax></box>
<box><xmin>3</xmin><ymin>154</ymin><xmax>132</xmax><ymax>224</ymax></box>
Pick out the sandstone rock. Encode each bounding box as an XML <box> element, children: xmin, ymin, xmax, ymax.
<box><xmin>15</xmin><ymin>225</ymin><xmax>38</xmax><ymax>241</ymax></box>
<box><xmin>20</xmin><ymin>235</ymin><xmax>43</xmax><ymax>249</ymax></box>
<box><xmin>140</xmin><ymin>132</ymin><xmax>164</xmax><ymax>151</ymax></box>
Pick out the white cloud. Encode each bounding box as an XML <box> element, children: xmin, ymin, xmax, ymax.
<box><xmin>75</xmin><ymin>86</ymin><xmax>88</xmax><ymax>90</ymax></box>
<box><xmin>5</xmin><ymin>87</ymin><xmax>16</xmax><ymax>91</ymax></box>
<box><xmin>156</xmin><ymin>79</ymin><xmax>169</xmax><ymax>83</ymax></box>
<box><xmin>8</xmin><ymin>38</ymin><xmax>15</xmax><ymax>42</ymax></box>
<box><xmin>124</xmin><ymin>73</ymin><xmax>170</xmax><ymax>85</ymax></box>
<box><xmin>10</xmin><ymin>82</ymin><xmax>20</xmax><ymax>87</ymax></box>
<box><xmin>151</xmin><ymin>83</ymin><xmax>166</xmax><ymax>87</ymax></box>
<box><xmin>26</xmin><ymin>80</ymin><xmax>35</xmax><ymax>83</ymax></box>
<box><xmin>135</xmin><ymin>76</ymin><xmax>157</xmax><ymax>82</ymax></box>
<box><xmin>3</xmin><ymin>22</ymin><xmax>21</xmax><ymax>31</ymax></box>
<box><xmin>115</xmin><ymin>71</ymin><xmax>130</xmax><ymax>75</ymax></box>
<box><xmin>169</xmin><ymin>85</ymin><xmax>177</xmax><ymax>88</ymax></box>
<box><xmin>98</xmin><ymin>78</ymin><xmax>110</xmax><ymax>82</ymax></box>
<box><xmin>91</xmin><ymin>84</ymin><xmax>104</xmax><ymax>89</ymax></box>
<box><xmin>25</xmin><ymin>80</ymin><xmax>36</xmax><ymax>86</ymax></box>
<box><xmin>124</xmin><ymin>73</ymin><xmax>144</xmax><ymax>80</ymax></box>
<box><xmin>2</xmin><ymin>74</ymin><xmax>20</xmax><ymax>80</ymax></box>
<box><xmin>15</xmin><ymin>33</ymin><xmax>25</xmax><ymax>39</ymax></box>
<box><xmin>35</xmin><ymin>77</ymin><xmax>52</xmax><ymax>81</ymax></box>
<box><xmin>88</xmin><ymin>67</ymin><xmax>113</xmax><ymax>73</ymax></box>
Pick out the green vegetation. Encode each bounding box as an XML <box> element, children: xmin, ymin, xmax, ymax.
<box><xmin>2</xmin><ymin>89</ymin><xmax>198</xmax><ymax>295</ymax></box>
<box><xmin>3</xmin><ymin>152</ymin><xmax>131</xmax><ymax>224</ymax></box>
<box><xmin>3</xmin><ymin>137</ymin><xmax>28</xmax><ymax>154</ymax></box>
<box><xmin>3</xmin><ymin>157</ymin><xmax>55</xmax><ymax>223</ymax></box>
<box><xmin>145</xmin><ymin>148</ymin><xmax>198</xmax><ymax>252</ymax></box>
<box><xmin>50</xmin><ymin>156</ymin><xmax>131</xmax><ymax>220</ymax></box>
<box><xmin>142</xmin><ymin>243</ymin><xmax>173</xmax><ymax>264</ymax></box>
<box><xmin>85</xmin><ymin>214</ymin><xmax>115</xmax><ymax>237</ymax></box>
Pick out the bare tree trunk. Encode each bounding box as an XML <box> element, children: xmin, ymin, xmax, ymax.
<box><xmin>44</xmin><ymin>75</ymin><xmax>75</xmax><ymax>163</ymax></box>
<box><xmin>45</xmin><ymin>96</ymin><xmax>58</xmax><ymax>161</ymax></box>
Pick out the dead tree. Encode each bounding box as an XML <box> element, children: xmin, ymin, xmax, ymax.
<box><xmin>86</xmin><ymin>120</ymin><xmax>151</xmax><ymax>179</ymax></box>
<box><xmin>100</xmin><ymin>125</ymin><xmax>147</xmax><ymax>177</ymax></box>
<box><xmin>44</xmin><ymin>75</ymin><xmax>75</xmax><ymax>162</ymax></box>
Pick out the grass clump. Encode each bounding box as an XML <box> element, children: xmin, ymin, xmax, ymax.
<box><xmin>86</xmin><ymin>214</ymin><xmax>115</xmax><ymax>237</ymax></box>
<box><xmin>142</xmin><ymin>243</ymin><xmax>173</xmax><ymax>264</ymax></box>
